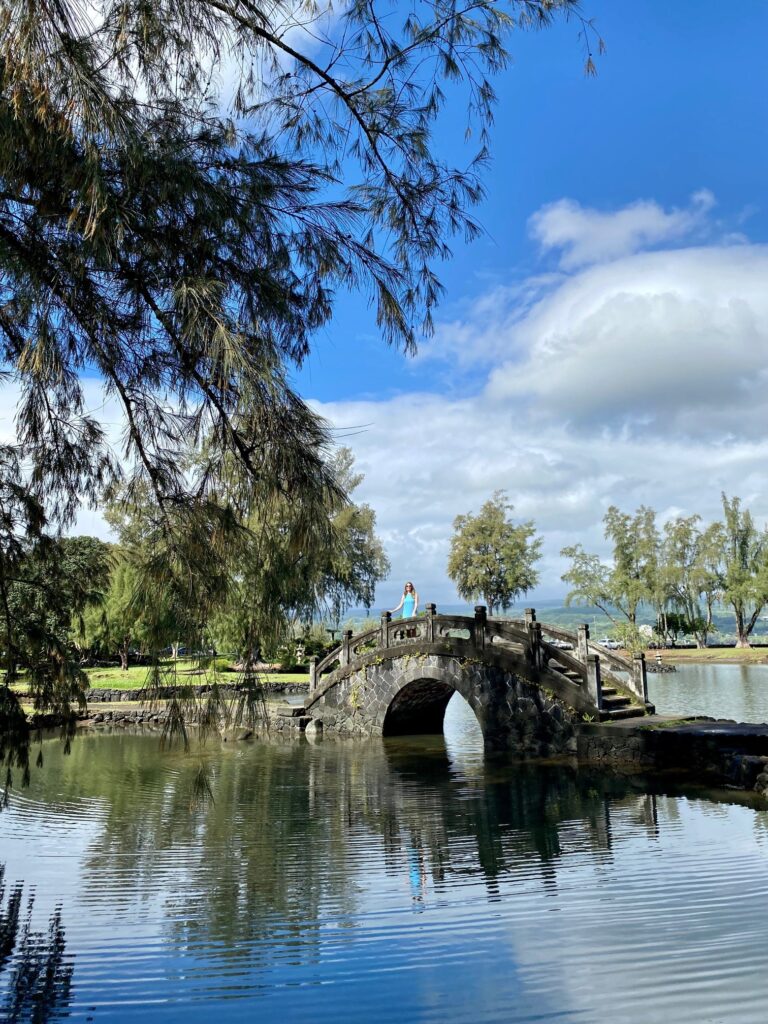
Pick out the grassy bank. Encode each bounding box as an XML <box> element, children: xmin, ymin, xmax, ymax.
<box><xmin>657</xmin><ymin>646</ymin><xmax>768</xmax><ymax>664</ymax></box>
<box><xmin>11</xmin><ymin>661</ymin><xmax>309</xmax><ymax>696</ymax></box>
<box><xmin>84</xmin><ymin>663</ymin><xmax>310</xmax><ymax>689</ymax></box>
<box><xmin>85</xmin><ymin>664</ymin><xmax>159</xmax><ymax>689</ymax></box>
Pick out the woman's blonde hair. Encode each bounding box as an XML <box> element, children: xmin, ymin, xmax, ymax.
<box><xmin>403</xmin><ymin>581</ymin><xmax>414</xmax><ymax>593</ymax></box>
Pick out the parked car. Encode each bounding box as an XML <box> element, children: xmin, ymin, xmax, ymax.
<box><xmin>549</xmin><ymin>638</ymin><xmax>573</xmax><ymax>650</ymax></box>
<box><xmin>597</xmin><ymin>637</ymin><xmax>620</xmax><ymax>650</ymax></box>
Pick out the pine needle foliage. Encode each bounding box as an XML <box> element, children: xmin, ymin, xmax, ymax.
<box><xmin>0</xmin><ymin>1</ymin><xmax>600</xmax><ymax>769</ymax></box>
<box><xmin>0</xmin><ymin>447</ymin><xmax>111</xmax><ymax>801</ymax></box>
<box><xmin>447</xmin><ymin>490</ymin><xmax>541</xmax><ymax>616</ymax></box>
<box><xmin>0</xmin><ymin>0</ymin><xmax>596</xmax><ymax>525</ymax></box>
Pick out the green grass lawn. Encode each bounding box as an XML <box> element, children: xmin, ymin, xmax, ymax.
<box><xmin>85</xmin><ymin>664</ymin><xmax>156</xmax><ymax>688</ymax></box>
<box><xmin>83</xmin><ymin>663</ymin><xmax>309</xmax><ymax>690</ymax></box>
<box><xmin>83</xmin><ymin>699</ymin><xmax>147</xmax><ymax>709</ymax></box>
<box><xmin>659</xmin><ymin>646</ymin><xmax>768</xmax><ymax>664</ymax></box>
<box><xmin>12</xmin><ymin>661</ymin><xmax>309</xmax><ymax>696</ymax></box>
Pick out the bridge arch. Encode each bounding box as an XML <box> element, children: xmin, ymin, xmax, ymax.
<box><xmin>382</xmin><ymin>674</ymin><xmax>457</xmax><ymax>737</ymax></box>
<box><xmin>306</xmin><ymin>647</ymin><xmax>583</xmax><ymax>755</ymax></box>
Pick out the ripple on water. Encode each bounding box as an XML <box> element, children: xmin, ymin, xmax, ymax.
<box><xmin>2</xmin><ymin>717</ymin><xmax>768</xmax><ymax>1022</ymax></box>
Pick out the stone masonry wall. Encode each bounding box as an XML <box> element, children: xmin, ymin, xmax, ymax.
<box><xmin>83</xmin><ymin>682</ymin><xmax>309</xmax><ymax>702</ymax></box>
<box><xmin>306</xmin><ymin>652</ymin><xmax>580</xmax><ymax>756</ymax></box>
<box><xmin>577</xmin><ymin>720</ymin><xmax>768</xmax><ymax>793</ymax></box>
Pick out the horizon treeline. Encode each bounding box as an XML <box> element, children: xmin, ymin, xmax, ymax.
<box><xmin>561</xmin><ymin>494</ymin><xmax>768</xmax><ymax>650</ymax></box>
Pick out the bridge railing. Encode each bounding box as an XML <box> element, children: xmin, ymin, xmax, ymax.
<box><xmin>587</xmin><ymin>641</ymin><xmax>632</xmax><ymax>675</ymax></box>
<box><xmin>350</xmin><ymin>626</ymin><xmax>380</xmax><ymax>659</ymax></box>
<box><xmin>486</xmin><ymin>618</ymin><xmax>531</xmax><ymax>650</ymax></box>
<box><xmin>311</xmin><ymin>605</ymin><xmax>485</xmax><ymax>688</ymax></box>
<box><xmin>510</xmin><ymin>614</ymin><xmax>648</xmax><ymax>705</ymax></box>
<box><xmin>308</xmin><ymin>607</ymin><xmax>648</xmax><ymax>710</ymax></box>
<box><xmin>592</xmin><ymin>644</ymin><xmax>648</xmax><ymax>704</ymax></box>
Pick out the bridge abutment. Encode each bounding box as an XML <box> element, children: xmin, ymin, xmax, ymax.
<box><xmin>305</xmin><ymin>652</ymin><xmax>580</xmax><ymax>756</ymax></box>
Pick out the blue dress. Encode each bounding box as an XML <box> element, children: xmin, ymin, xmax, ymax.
<box><xmin>402</xmin><ymin>594</ymin><xmax>416</xmax><ymax>618</ymax></box>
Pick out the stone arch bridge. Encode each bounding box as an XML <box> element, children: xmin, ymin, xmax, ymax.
<box><xmin>301</xmin><ymin>607</ymin><xmax>654</xmax><ymax>754</ymax></box>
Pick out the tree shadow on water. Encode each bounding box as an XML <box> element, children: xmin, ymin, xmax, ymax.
<box><xmin>0</xmin><ymin>866</ymin><xmax>74</xmax><ymax>1023</ymax></box>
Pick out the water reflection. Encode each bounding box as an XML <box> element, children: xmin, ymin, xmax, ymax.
<box><xmin>1</xmin><ymin>726</ymin><xmax>768</xmax><ymax>1022</ymax></box>
<box><xmin>383</xmin><ymin>735</ymin><xmax>663</xmax><ymax>893</ymax></box>
<box><xmin>0</xmin><ymin>867</ymin><xmax>74</xmax><ymax>1022</ymax></box>
<box><xmin>27</xmin><ymin>734</ymin><xmax>665</xmax><ymax>942</ymax></box>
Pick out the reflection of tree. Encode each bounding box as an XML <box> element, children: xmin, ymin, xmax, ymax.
<box><xmin>60</xmin><ymin>734</ymin><xmax>365</xmax><ymax>970</ymax></box>
<box><xmin>41</xmin><ymin>732</ymin><xmax>665</xmax><ymax>959</ymax></box>
<box><xmin>0</xmin><ymin>866</ymin><xmax>73</xmax><ymax>1022</ymax></box>
<box><xmin>380</xmin><ymin>744</ymin><xmax>662</xmax><ymax>897</ymax></box>
<box><xmin>72</xmin><ymin>741</ymin><xmax>655</xmax><ymax>933</ymax></box>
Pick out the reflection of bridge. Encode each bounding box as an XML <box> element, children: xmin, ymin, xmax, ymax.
<box><xmin>304</xmin><ymin>607</ymin><xmax>654</xmax><ymax>752</ymax></box>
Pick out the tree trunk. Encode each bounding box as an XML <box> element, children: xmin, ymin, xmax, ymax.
<box><xmin>120</xmin><ymin>637</ymin><xmax>130</xmax><ymax>670</ymax></box>
<box><xmin>734</xmin><ymin>609</ymin><xmax>750</xmax><ymax>648</ymax></box>
<box><xmin>700</xmin><ymin>596</ymin><xmax>716</xmax><ymax>648</ymax></box>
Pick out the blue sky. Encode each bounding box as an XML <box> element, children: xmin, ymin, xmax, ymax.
<box><xmin>9</xmin><ymin>1</ymin><xmax>764</xmax><ymax>610</ymax></box>
<box><xmin>297</xmin><ymin>1</ymin><xmax>768</xmax><ymax>401</ymax></box>
<box><xmin>286</xmin><ymin>1</ymin><xmax>768</xmax><ymax>606</ymax></box>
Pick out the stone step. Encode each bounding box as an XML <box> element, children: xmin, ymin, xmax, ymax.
<box><xmin>601</xmin><ymin>706</ymin><xmax>646</xmax><ymax>721</ymax></box>
<box><xmin>275</xmin><ymin>704</ymin><xmax>307</xmax><ymax>717</ymax></box>
<box><xmin>552</xmin><ymin>665</ymin><xmax>582</xmax><ymax>681</ymax></box>
<box><xmin>601</xmin><ymin>694</ymin><xmax>631</xmax><ymax>709</ymax></box>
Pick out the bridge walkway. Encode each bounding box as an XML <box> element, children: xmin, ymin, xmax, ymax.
<box><xmin>308</xmin><ymin>607</ymin><xmax>653</xmax><ymax>724</ymax></box>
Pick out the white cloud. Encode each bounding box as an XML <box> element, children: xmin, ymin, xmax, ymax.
<box><xmin>529</xmin><ymin>189</ymin><xmax>716</xmax><ymax>269</ymax></box>
<box><xmin>316</xmin><ymin>391</ymin><xmax>768</xmax><ymax>607</ymax></box>
<box><xmin>317</xmin><ymin>197</ymin><xmax>768</xmax><ymax>605</ymax></box>
<box><xmin>415</xmin><ymin>274</ymin><xmax>564</xmax><ymax>371</ymax></box>
<box><xmin>487</xmin><ymin>244</ymin><xmax>768</xmax><ymax>439</ymax></box>
<box><xmin>6</xmin><ymin>191</ymin><xmax>767</xmax><ymax>609</ymax></box>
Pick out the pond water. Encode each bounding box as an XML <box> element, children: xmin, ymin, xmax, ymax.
<box><xmin>3</xmin><ymin>685</ymin><xmax>768</xmax><ymax>1022</ymax></box>
<box><xmin>648</xmin><ymin>661</ymin><xmax>768</xmax><ymax>722</ymax></box>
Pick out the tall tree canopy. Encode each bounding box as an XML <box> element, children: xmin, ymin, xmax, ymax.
<box><xmin>561</xmin><ymin>505</ymin><xmax>659</xmax><ymax>626</ymax></box>
<box><xmin>714</xmin><ymin>494</ymin><xmax>768</xmax><ymax>648</ymax></box>
<box><xmin>562</xmin><ymin>498</ymin><xmax>768</xmax><ymax>649</ymax></box>
<box><xmin>98</xmin><ymin>447</ymin><xmax>389</xmax><ymax>664</ymax></box>
<box><xmin>0</xmin><ymin>0</ymin><xmax>593</xmax><ymax>534</ymax></box>
<box><xmin>0</xmin><ymin>2</ymin><xmax>598</xmax><ymax>764</ymax></box>
<box><xmin>447</xmin><ymin>491</ymin><xmax>541</xmax><ymax>615</ymax></box>
<box><xmin>0</xmin><ymin>459</ymin><xmax>111</xmax><ymax>794</ymax></box>
<box><xmin>658</xmin><ymin>515</ymin><xmax>720</xmax><ymax>648</ymax></box>
<box><xmin>209</xmin><ymin>445</ymin><xmax>390</xmax><ymax>661</ymax></box>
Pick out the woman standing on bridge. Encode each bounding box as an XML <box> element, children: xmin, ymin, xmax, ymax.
<box><xmin>391</xmin><ymin>581</ymin><xmax>419</xmax><ymax>619</ymax></box>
